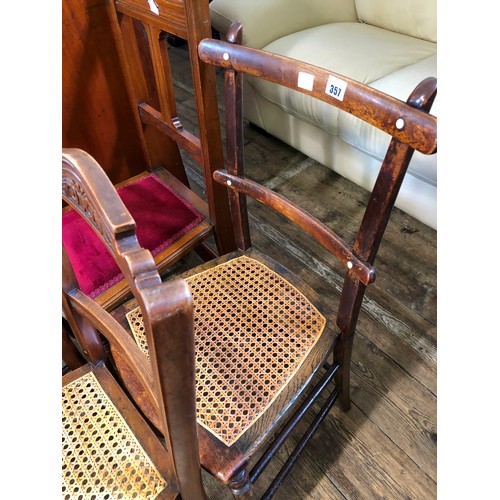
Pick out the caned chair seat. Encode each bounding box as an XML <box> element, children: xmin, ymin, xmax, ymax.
<box><xmin>62</xmin><ymin>364</ymin><xmax>179</xmax><ymax>500</ymax></box>
<box><xmin>113</xmin><ymin>250</ymin><xmax>337</xmax><ymax>463</ymax></box>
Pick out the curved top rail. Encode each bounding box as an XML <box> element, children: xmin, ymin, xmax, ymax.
<box><xmin>198</xmin><ymin>39</ymin><xmax>437</xmax><ymax>155</ymax></box>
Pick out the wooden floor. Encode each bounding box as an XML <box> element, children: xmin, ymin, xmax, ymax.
<box><xmin>166</xmin><ymin>41</ymin><xmax>437</xmax><ymax>499</ymax></box>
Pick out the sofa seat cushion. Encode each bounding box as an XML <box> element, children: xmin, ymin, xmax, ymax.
<box><xmin>248</xmin><ymin>22</ymin><xmax>437</xmax><ymax>184</ymax></box>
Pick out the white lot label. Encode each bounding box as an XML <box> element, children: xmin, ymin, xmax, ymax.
<box><xmin>325</xmin><ymin>75</ymin><xmax>347</xmax><ymax>101</ymax></box>
<box><xmin>148</xmin><ymin>0</ymin><xmax>159</xmax><ymax>15</ymax></box>
<box><xmin>297</xmin><ymin>72</ymin><xmax>315</xmax><ymax>91</ymax></box>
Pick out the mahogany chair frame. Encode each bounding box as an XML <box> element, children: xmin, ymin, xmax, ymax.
<box><xmin>193</xmin><ymin>23</ymin><xmax>437</xmax><ymax>497</ymax></box>
<box><xmin>62</xmin><ymin>149</ymin><xmax>208</xmax><ymax>499</ymax></box>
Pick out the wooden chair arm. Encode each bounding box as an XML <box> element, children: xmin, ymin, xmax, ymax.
<box><xmin>67</xmin><ymin>288</ymin><xmax>158</xmax><ymax>406</ymax></box>
<box><xmin>62</xmin><ymin>149</ymin><xmax>136</xmax><ymax>250</ymax></box>
<box><xmin>63</xmin><ymin>149</ymin><xmax>162</xmax><ymax>294</ymax></box>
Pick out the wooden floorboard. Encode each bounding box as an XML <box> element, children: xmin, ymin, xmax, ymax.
<box><xmin>167</xmin><ymin>41</ymin><xmax>437</xmax><ymax>499</ymax></box>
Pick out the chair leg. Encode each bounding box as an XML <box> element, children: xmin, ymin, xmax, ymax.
<box><xmin>228</xmin><ymin>468</ymin><xmax>257</xmax><ymax>498</ymax></box>
<box><xmin>334</xmin><ymin>335</ymin><xmax>354</xmax><ymax>412</ymax></box>
<box><xmin>195</xmin><ymin>241</ymin><xmax>219</xmax><ymax>262</ymax></box>
<box><xmin>62</xmin><ymin>318</ymin><xmax>86</xmax><ymax>370</ymax></box>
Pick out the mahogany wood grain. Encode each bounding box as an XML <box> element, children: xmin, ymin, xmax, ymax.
<box><xmin>62</xmin><ymin>0</ymin><xmax>145</xmax><ymax>184</ymax></box>
<box><xmin>108</xmin><ymin>4</ymin><xmax>188</xmax><ymax>182</ymax></box>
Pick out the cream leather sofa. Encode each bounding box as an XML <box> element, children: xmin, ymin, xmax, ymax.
<box><xmin>209</xmin><ymin>0</ymin><xmax>438</xmax><ymax>229</ymax></box>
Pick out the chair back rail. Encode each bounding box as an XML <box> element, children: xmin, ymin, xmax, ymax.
<box><xmin>198</xmin><ymin>38</ymin><xmax>437</xmax><ymax>155</ymax></box>
<box><xmin>213</xmin><ymin>169</ymin><xmax>375</xmax><ymax>286</ymax></box>
<box><xmin>109</xmin><ymin>0</ymin><xmax>236</xmax><ymax>254</ymax></box>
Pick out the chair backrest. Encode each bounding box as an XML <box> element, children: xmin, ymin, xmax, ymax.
<box><xmin>62</xmin><ymin>148</ymin><xmax>207</xmax><ymax>499</ymax></box>
<box><xmin>198</xmin><ymin>22</ymin><xmax>437</xmax><ymax>348</ymax></box>
<box><xmin>107</xmin><ymin>0</ymin><xmax>235</xmax><ymax>254</ymax></box>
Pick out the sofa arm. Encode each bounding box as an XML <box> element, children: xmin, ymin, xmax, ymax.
<box><xmin>210</xmin><ymin>0</ymin><xmax>358</xmax><ymax>49</ymax></box>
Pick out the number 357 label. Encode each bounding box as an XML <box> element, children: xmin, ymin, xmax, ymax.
<box><xmin>325</xmin><ymin>75</ymin><xmax>347</xmax><ymax>101</ymax></box>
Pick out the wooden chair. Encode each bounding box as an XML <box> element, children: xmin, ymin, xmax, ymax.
<box><xmin>62</xmin><ymin>149</ymin><xmax>207</xmax><ymax>499</ymax></box>
<box><xmin>62</xmin><ymin>0</ymin><xmax>235</xmax><ymax>313</ymax></box>
<box><xmin>65</xmin><ymin>23</ymin><xmax>437</xmax><ymax>498</ymax></box>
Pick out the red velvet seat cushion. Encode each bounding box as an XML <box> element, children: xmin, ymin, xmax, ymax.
<box><xmin>62</xmin><ymin>173</ymin><xmax>205</xmax><ymax>298</ymax></box>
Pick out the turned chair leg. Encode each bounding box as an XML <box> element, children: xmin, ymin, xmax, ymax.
<box><xmin>229</xmin><ymin>468</ymin><xmax>257</xmax><ymax>499</ymax></box>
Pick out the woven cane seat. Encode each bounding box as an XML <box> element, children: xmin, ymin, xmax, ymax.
<box><xmin>62</xmin><ymin>366</ymin><xmax>171</xmax><ymax>499</ymax></box>
<box><xmin>125</xmin><ymin>254</ymin><xmax>328</xmax><ymax>447</ymax></box>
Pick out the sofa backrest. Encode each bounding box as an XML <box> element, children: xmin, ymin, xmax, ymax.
<box><xmin>210</xmin><ymin>0</ymin><xmax>437</xmax><ymax>50</ymax></box>
<box><xmin>210</xmin><ymin>0</ymin><xmax>358</xmax><ymax>49</ymax></box>
<box><xmin>354</xmin><ymin>0</ymin><xmax>436</xmax><ymax>43</ymax></box>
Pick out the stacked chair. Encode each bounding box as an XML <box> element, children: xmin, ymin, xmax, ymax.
<box><xmin>61</xmin><ymin>20</ymin><xmax>437</xmax><ymax>500</ymax></box>
<box><xmin>62</xmin><ymin>150</ymin><xmax>206</xmax><ymax>499</ymax></box>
